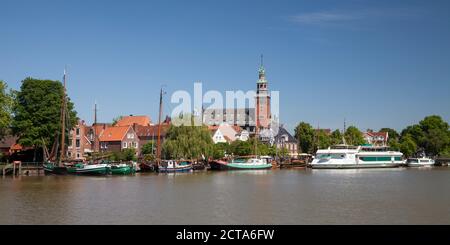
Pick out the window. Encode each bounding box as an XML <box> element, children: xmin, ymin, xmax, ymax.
<box><xmin>76</xmin><ymin>139</ymin><xmax>80</xmax><ymax>148</ymax></box>
<box><xmin>123</xmin><ymin>142</ymin><xmax>127</xmax><ymax>148</ymax></box>
<box><xmin>76</xmin><ymin>128</ymin><xmax>80</xmax><ymax>136</ymax></box>
<box><xmin>101</xmin><ymin>142</ymin><xmax>107</xmax><ymax>149</ymax></box>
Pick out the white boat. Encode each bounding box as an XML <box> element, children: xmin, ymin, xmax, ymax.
<box><xmin>406</xmin><ymin>157</ymin><xmax>435</xmax><ymax>167</ymax></box>
<box><xmin>310</xmin><ymin>144</ymin><xmax>404</xmax><ymax>169</ymax></box>
<box><xmin>157</xmin><ymin>160</ymin><xmax>193</xmax><ymax>173</ymax></box>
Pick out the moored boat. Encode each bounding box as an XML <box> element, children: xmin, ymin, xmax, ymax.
<box><xmin>406</xmin><ymin>157</ymin><xmax>435</xmax><ymax>167</ymax></box>
<box><xmin>310</xmin><ymin>144</ymin><xmax>404</xmax><ymax>169</ymax></box>
<box><xmin>110</xmin><ymin>163</ymin><xmax>135</xmax><ymax>175</ymax></box>
<box><xmin>157</xmin><ymin>160</ymin><xmax>193</xmax><ymax>173</ymax></box>
<box><xmin>67</xmin><ymin>163</ymin><xmax>110</xmax><ymax>175</ymax></box>
<box><xmin>43</xmin><ymin>162</ymin><xmax>68</xmax><ymax>175</ymax></box>
<box><xmin>210</xmin><ymin>157</ymin><xmax>273</xmax><ymax>171</ymax></box>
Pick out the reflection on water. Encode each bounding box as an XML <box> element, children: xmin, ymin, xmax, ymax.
<box><xmin>1</xmin><ymin>168</ymin><xmax>450</xmax><ymax>225</ymax></box>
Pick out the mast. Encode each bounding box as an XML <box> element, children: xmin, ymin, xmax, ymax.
<box><xmin>93</xmin><ymin>101</ymin><xmax>98</xmax><ymax>153</ymax></box>
<box><xmin>156</xmin><ymin>87</ymin><xmax>164</xmax><ymax>164</ymax></box>
<box><xmin>59</xmin><ymin>69</ymin><xmax>67</xmax><ymax>165</ymax></box>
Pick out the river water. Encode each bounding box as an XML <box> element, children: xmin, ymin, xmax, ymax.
<box><xmin>1</xmin><ymin>168</ymin><xmax>450</xmax><ymax>225</ymax></box>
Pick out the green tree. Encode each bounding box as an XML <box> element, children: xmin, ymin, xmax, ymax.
<box><xmin>11</xmin><ymin>78</ymin><xmax>77</xmax><ymax>151</ymax></box>
<box><xmin>162</xmin><ymin>125</ymin><xmax>214</xmax><ymax>159</ymax></box>
<box><xmin>229</xmin><ymin>140</ymin><xmax>253</xmax><ymax>156</ymax></box>
<box><xmin>418</xmin><ymin>115</ymin><xmax>450</xmax><ymax>156</ymax></box>
<box><xmin>330</xmin><ymin>129</ymin><xmax>343</xmax><ymax>145</ymax></box>
<box><xmin>122</xmin><ymin>148</ymin><xmax>137</xmax><ymax>161</ymax></box>
<box><xmin>294</xmin><ymin>122</ymin><xmax>315</xmax><ymax>153</ymax></box>
<box><xmin>344</xmin><ymin>126</ymin><xmax>366</xmax><ymax>145</ymax></box>
<box><xmin>400</xmin><ymin>115</ymin><xmax>450</xmax><ymax>156</ymax></box>
<box><xmin>400</xmin><ymin>135</ymin><xmax>417</xmax><ymax>158</ymax></box>
<box><xmin>315</xmin><ymin>129</ymin><xmax>331</xmax><ymax>150</ymax></box>
<box><xmin>141</xmin><ymin>141</ymin><xmax>155</xmax><ymax>155</ymax></box>
<box><xmin>213</xmin><ymin>142</ymin><xmax>229</xmax><ymax>159</ymax></box>
<box><xmin>0</xmin><ymin>81</ymin><xmax>13</xmax><ymax>138</ymax></box>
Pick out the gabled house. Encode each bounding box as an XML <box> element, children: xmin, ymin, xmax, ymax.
<box><xmin>208</xmin><ymin>123</ymin><xmax>246</xmax><ymax>144</ymax></box>
<box><xmin>98</xmin><ymin>126</ymin><xmax>140</xmax><ymax>155</ymax></box>
<box><xmin>273</xmin><ymin>127</ymin><xmax>299</xmax><ymax>157</ymax></box>
<box><xmin>363</xmin><ymin>131</ymin><xmax>389</xmax><ymax>146</ymax></box>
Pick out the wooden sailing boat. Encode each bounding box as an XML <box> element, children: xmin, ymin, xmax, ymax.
<box><xmin>154</xmin><ymin>87</ymin><xmax>193</xmax><ymax>173</ymax></box>
<box><xmin>43</xmin><ymin>69</ymin><xmax>70</xmax><ymax>175</ymax></box>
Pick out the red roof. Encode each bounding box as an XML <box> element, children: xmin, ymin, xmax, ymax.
<box><xmin>134</xmin><ymin>124</ymin><xmax>170</xmax><ymax>137</ymax></box>
<box><xmin>99</xmin><ymin>126</ymin><xmax>131</xmax><ymax>142</ymax></box>
<box><xmin>116</xmin><ymin>116</ymin><xmax>151</xmax><ymax>127</ymax></box>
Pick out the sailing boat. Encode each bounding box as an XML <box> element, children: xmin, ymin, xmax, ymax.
<box><xmin>154</xmin><ymin>87</ymin><xmax>193</xmax><ymax>173</ymax></box>
<box><xmin>43</xmin><ymin>69</ymin><xmax>70</xmax><ymax>175</ymax></box>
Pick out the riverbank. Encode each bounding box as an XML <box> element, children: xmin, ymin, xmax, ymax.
<box><xmin>1</xmin><ymin>168</ymin><xmax>450</xmax><ymax>225</ymax></box>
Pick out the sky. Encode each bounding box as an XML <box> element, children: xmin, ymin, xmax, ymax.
<box><xmin>1</xmin><ymin>0</ymin><xmax>450</xmax><ymax>133</ymax></box>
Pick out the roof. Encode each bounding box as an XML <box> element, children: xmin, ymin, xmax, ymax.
<box><xmin>99</xmin><ymin>126</ymin><xmax>132</xmax><ymax>142</ymax></box>
<box><xmin>274</xmin><ymin>127</ymin><xmax>298</xmax><ymax>143</ymax></box>
<box><xmin>0</xmin><ymin>136</ymin><xmax>18</xmax><ymax>148</ymax></box>
<box><xmin>134</xmin><ymin>124</ymin><xmax>170</xmax><ymax>137</ymax></box>
<box><xmin>364</xmin><ymin>131</ymin><xmax>388</xmax><ymax>138</ymax></box>
<box><xmin>115</xmin><ymin>116</ymin><xmax>151</xmax><ymax>127</ymax></box>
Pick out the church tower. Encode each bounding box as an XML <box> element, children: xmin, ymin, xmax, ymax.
<box><xmin>256</xmin><ymin>55</ymin><xmax>271</xmax><ymax>129</ymax></box>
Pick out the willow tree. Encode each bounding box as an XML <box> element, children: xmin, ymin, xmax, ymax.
<box><xmin>11</xmin><ymin>77</ymin><xmax>77</xmax><ymax>152</ymax></box>
<box><xmin>162</xmin><ymin>125</ymin><xmax>214</xmax><ymax>160</ymax></box>
<box><xmin>0</xmin><ymin>80</ymin><xmax>13</xmax><ymax>138</ymax></box>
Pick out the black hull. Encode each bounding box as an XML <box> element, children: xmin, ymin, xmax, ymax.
<box><xmin>139</xmin><ymin>163</ymin><xmax>156</xmax><ymax>172</ymax></box>
<box><xmin>44</xmin><ymin>167</ymin><xmax>68</xmax><ymax>175</ymax></box>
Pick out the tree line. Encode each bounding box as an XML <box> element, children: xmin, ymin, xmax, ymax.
<box><xmin>294</xmin><ymin>115</ymin><xmax>450</xmax><ymax>158</ymax></box>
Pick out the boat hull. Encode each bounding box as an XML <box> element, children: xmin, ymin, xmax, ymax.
<box><xmin>111</xmin><ymin>166</ymin><xmax>134</xmax><ymax>175</ymax></box>
<box><xmin>209</xmin><ymin>161</ymin><xmax>272</xmax><ymax>171</ymax></box>
<box><xmin>43</xmin><ymin>164</ymin><xmax>67</xmax><ymax>175</ymax></box>
<box><xmin>67</xmin><ymin>165</ymin><xmax>110</xmax><ymax>176</ymax></box>
<box><xmin>157</xmin><ymin>165</ymin><xmax>192</xmax><ymax>173</ymax></box>
<box><xmin>139</xmin><ymin>162</ymin><xmax>156</xmax><ymax>172</ymax></box>
<box><xmin>310</xmin><ymin>163</ymin><xmax>401</xmax><ymax>169</ymax></box>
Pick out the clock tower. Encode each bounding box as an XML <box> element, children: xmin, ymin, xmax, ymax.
<box><xmin>256</xmin><ymin>56</ymin><xmax>271</xmax><ymax>129</ymax></box>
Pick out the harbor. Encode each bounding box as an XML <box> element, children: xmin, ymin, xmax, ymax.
<box><xmin>2</xmin><ymin>167</ymin><xmax>450</xmax><ymax>225</ymax></box>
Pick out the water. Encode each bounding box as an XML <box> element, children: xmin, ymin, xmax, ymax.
<box><xmin>1</xmin><ymin>168</ymin><xmax>450</xmax><ymax>225</ymax></box>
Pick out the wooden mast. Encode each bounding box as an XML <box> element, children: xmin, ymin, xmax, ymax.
<box><xmin>59</xmin><ymin>69</ymin><xmax>67</xmax><ymax>165</ymax></box>
<box><xmin>156</xmin><ymin>87</ymin><xmax>164</xmax><ymax>164</ymax></box>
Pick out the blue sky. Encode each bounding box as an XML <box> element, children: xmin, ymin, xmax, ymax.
<box><xmin>1</xmin><ymin>0</ymin><xmax>450</xmax><ymax>133</ymax></box>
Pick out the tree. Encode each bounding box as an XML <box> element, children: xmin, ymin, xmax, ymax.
<box><xmin>229</xmin><ymin>140</ymin><xmax>253</xmax><ymax>156</ymax></box>
<box><xmin>122</xmin><ymin>148</ymin><xmax>137</xmax><ymax>161</ymax></box>
<box><xmin>400</xmin><ymin>115</ymin><xmax>450</xmax><ymax>156</ymax></box>
<box><xmin>400</xmin><ymin>135</ymin><xmax>417</xmax><ymax>158</ymax></box>
<box><xmin>11</xmin><ymin>78</ymin><xmax>77</xmax><ymax>151</ymax></box>
<box><xmin>315</xmin><ymin>129</ymin><xmax>331</xmax><ymax>150</ymax></box>
<box><xmin>0</xmin><ymin>80</ymin><xmax>13</xmax><ymax>138</ymax></box>
<box><xmin>141</xmin><ymin>141</ymin><xmax>155</xmax><ymax>155</ymax></box>
<box><xmin>294</xmin><ymin>122</ymin><xmax>315</xmax><ymax>153</ymax></box>
<box><xmin>330</xmin><ymin>129</ymin><xmax>343</xmax><ymax>145</ymax></box>
<box><xmin>162</xmin><ymin>125</ymin><xmax>214</xmax><ymax>159</ymax></box>
<box><xmin>213</xmin><ymin>142</ymin><xmax>229</xmax><ymax>159</ymax></box>
<box><xmin>418</xmin><ymin>115</ymin><xmax>449</xmax><ymax>156</ymax></box>
<box><xmin>344</xmin><ymin>126</ymin><xmax>366</xmax><ymax>145</ymax></box>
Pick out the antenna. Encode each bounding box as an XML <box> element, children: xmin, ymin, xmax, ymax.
<box><xmin>260</xmin><ymin>54</ymin><xmax>264</xmax><ymax>67</ymax></box>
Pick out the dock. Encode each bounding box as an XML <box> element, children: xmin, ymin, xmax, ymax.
<box><xmin>1</xmin><ymin>161</ymin><xmax>44</xmax><ymax>177</ymax></box>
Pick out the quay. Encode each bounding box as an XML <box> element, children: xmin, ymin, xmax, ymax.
<box><xmin>1</xmin><ymin>161</ymin><xmax>44</xmax><ymax>177</ymax></box>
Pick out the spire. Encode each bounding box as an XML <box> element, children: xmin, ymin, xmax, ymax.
<box><xmin>258</xmin><ymin>54</ymin><xmax>266</xmax><ymax>82</ymax></box>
